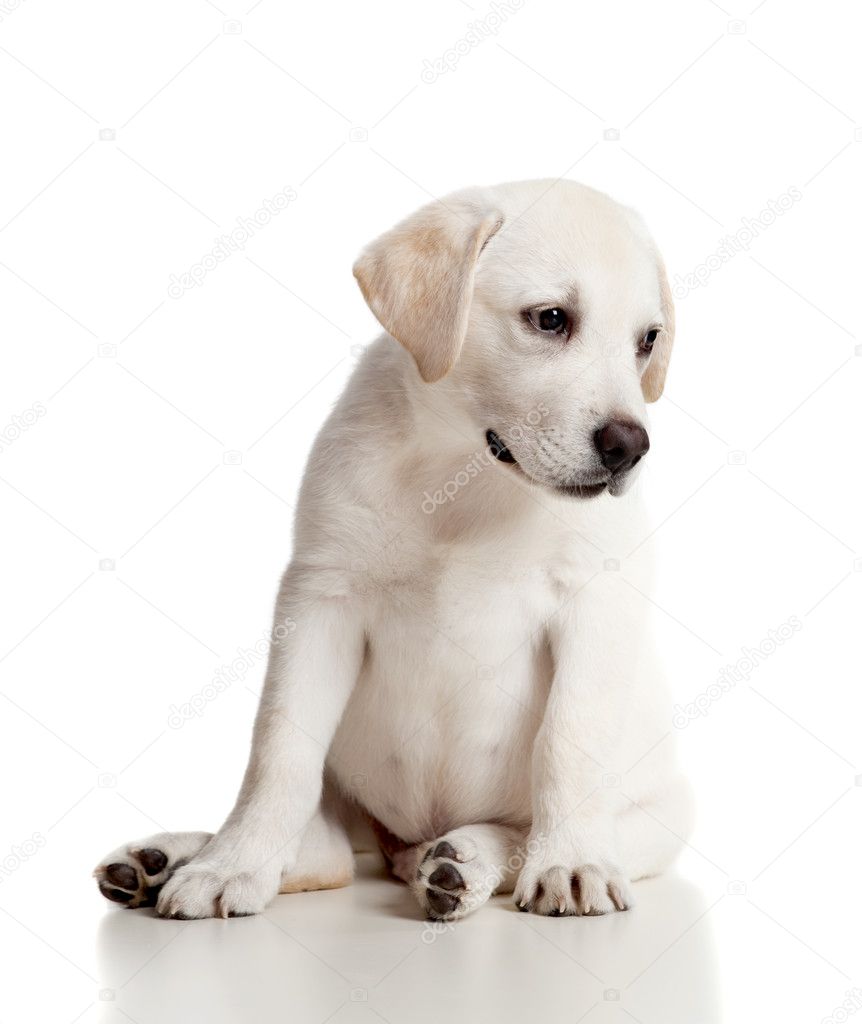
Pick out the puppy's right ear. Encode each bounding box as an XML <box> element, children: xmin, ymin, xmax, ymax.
<box><xmin>353</xmin><ymin>194</ymin><xmax>503</xmax><ymax>383</ymax></box>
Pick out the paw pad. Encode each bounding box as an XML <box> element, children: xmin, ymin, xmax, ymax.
<box><xmin>105</xmin><ymin>863</ymin><xmax>138</xmax><ymax>889</ymax></box>
<box><xmin>426</xmin><ymin>889</ymin><xmax>459</xmax><ymax>917</ymax></box>
<box><xmin>95</xmin><ymin>848</ymin><xmax>169</xmax><ymax>908</ymax></box>
<box><xmin>428</xmin><ymin>863</ymin><xmax>463</xmax><ymax>891</ymax></box>
<box><xmin>417</xmin><ymin>837</ymin><xmax>474</xmax><ymax>920</ymax></box>
<box><xmin>99</xmin><ymin>883</ymin><xmax>134</xmax><ymax>903</ymax></box>
<box><xmin>137</xmin><ymin>848</ymin><xmax>168</xmax><ymax>876</ymax></box>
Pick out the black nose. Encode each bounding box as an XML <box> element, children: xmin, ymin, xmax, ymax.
<box><xmin>594</xmin><ymin>420</ymin><xmax>650</xmax><ymax>474</ymax></box>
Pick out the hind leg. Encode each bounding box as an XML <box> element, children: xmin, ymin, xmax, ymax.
<box><xmin>392</xmin><ymin>823</ymin><xmax>526</xmax><ymax>921</ymax></box>
<box><xmin>94</xmin><ymin>831</ymin><xmax>212</xmax><ymax>908</ymax></box>
<box><xmin>278</xmin><ymin>802</ymin><xmax>354</xmax><ymax>894</ymax></box>
<box><xmin>618</xmin><ymin>774</ymin><xmax>695</xmax><ymax>881</ymax></box>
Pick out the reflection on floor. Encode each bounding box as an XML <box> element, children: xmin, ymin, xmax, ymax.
<box><xmin>94</xmin><ymin>853</ymin><xmax>721</xmax><ymax>1024</ymax></box>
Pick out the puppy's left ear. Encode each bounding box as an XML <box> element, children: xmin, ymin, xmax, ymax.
<box><xmin>353</xmin><ymin>193</ymin><xmax>503</xmax><ymax>383</ymax></box>
<box><xmin>641</xmin><ymin>256</ymin><xmax>675</xmax><ymax>403</ymax></box>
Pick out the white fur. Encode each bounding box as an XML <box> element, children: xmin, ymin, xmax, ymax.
<box><xmin>95</xmin><ymin>180</ymin><xmax>693</xmax><ymax>921</ymax></box>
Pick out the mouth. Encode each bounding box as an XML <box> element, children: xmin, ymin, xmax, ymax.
<box><xmin>554</xmin><ymin>481</ymin><xmax>608</xmax><ymax>499</ymax></box>
<box><xmin>485</xmin><ymin>429</ymin><xmax>609</xmax><ymax>500</ymax></box>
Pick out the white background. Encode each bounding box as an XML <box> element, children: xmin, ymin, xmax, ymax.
<box><xmin>0</xmin><ymin>1</ymin><xmax>860</xmax><ymax>1022</ymax></box>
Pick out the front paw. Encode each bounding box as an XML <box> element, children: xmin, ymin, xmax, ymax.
<box><xmin>514</xmin><ymin>860</ymin><xmax>632</xmax><ymax>917</ymax></box>
<box><xmin>156</xmin><ymin>862</ymin><xmax>280</xmax><ymax>919</ymax></box>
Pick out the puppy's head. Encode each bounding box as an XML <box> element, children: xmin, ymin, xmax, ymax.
<box><xmin>353</xmin><ymin>180</ymin><xmax>674</xmax><ymax>499</ymax></box>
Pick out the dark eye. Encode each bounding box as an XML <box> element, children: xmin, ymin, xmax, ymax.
<box><xmin>640</xmin><ymin>328</ymin><xmax>659</xmax><ymax>354</ymax></box>
<box><xmin>528</xmin><ymin>308</ymin><xmax>569</xmax><ymax>335</ymax></box>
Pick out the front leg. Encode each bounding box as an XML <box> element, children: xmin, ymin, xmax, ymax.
<box><xmin>514</xmin><ymin>573</ymin><xmax>639</xmax><ymax>917</ymax></box>
<box><xmin>157</xmin><ymin>570</ymin><xmax>364</xmax><ymax>919</ymax></box>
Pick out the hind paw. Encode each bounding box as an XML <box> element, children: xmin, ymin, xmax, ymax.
<box><xmin>94</xmin><ymin>831</ymin><xmax>212</xmax><ymax>909</ymax></box>
<box><xmin>414</xmin><ymin>832</ymin><xmax>497</xmax><ymax>921</ymax></box>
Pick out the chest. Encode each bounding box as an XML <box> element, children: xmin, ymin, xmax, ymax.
<box><xmin>330</xmin><ymin>550</ymin><xmax>561</xmax><ymax>838</ymax></box>
<box><xmin>364</xmin><ymin>535</ymin><xmax>572</xmax><ymax>661</ymax></box>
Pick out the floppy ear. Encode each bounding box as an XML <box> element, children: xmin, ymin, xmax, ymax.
<box><xmin>641</xmin><ymin>256</ymin><xmax>675</xmax><ymax>403</ymax></box>
<box><xmin>353</xmin><ymin>195</ymin><xmax>503</xmax><ymax>383</ymax></box>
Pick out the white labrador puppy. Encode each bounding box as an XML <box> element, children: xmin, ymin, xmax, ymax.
<box><xmin>95</xmin><ymin>179</ymin><xmax>692</xmax><ymax>921</ymax></box>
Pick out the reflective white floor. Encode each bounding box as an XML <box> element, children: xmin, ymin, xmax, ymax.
<box><xmin>0</xmin><ymin>850</ymin><xmax>732</xmax><ymax>1024</ymax></box>
<box><xmin>89</xmin><ymin>855</ymin><xmax>721</xmax><ymax>1024</ymax></box>
<box><xmin>5</xmin><ymin>803</ymin><xmax>860</xmax><ymax>1024</ymax></box>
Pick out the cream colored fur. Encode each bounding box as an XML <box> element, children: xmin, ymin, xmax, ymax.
<box><xmin>95</xmin><ymin>180</ymin><xmax>692</xmax><ymax>921</ymax></box>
